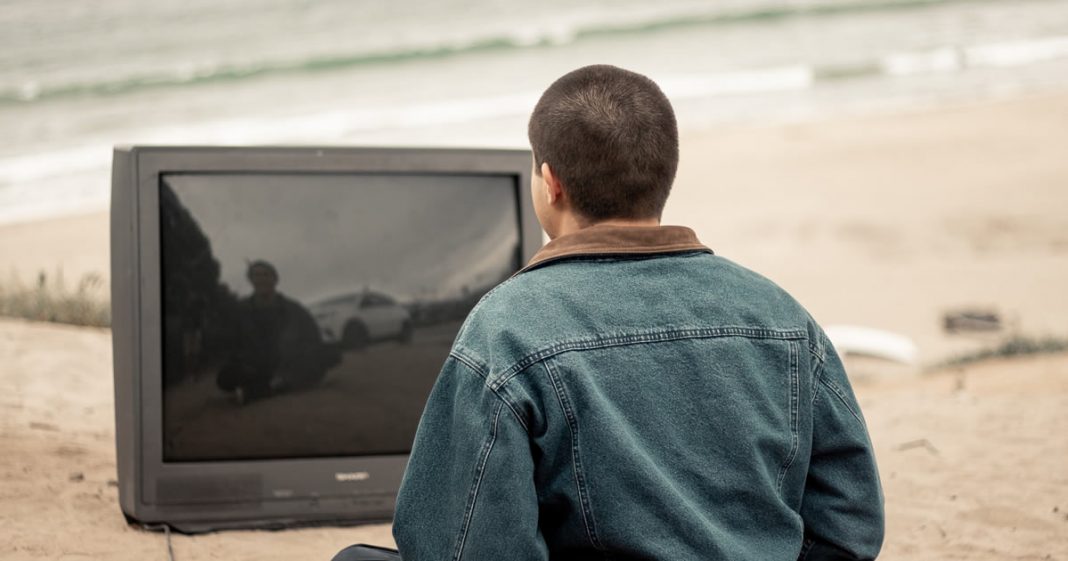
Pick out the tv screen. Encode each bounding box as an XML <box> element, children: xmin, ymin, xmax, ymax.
<box><xmin>111</xmin><ymin>147</ymin><xmax>540</xmax><ymax>531</ymax></box>
<box><xmin>159</xmin><ymin>173</ymin><xmax>521</xmax><ymax>462</ymax></box>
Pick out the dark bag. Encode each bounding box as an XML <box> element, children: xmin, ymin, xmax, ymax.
<box><xmin>330</xmin><ymin>544</ymin><xmax>401</xmax><ymax>561</ymax></box>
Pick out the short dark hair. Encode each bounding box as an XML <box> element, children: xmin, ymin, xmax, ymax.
<box><xmin>528</xmin><ymin>65</ymin><xmax>678</xmax><ymax>221</ymax></box>
<box><xmin>246</xmin><ymin>260</ymin><xmax>278</xmax><ymax>282</ymax></box>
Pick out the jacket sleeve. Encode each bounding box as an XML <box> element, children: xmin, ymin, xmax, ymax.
<box><xmin>393</xmin><ymin>355</ymin><xmax>548</xmax><ymax>561</ymax></box>
<box><xmin>799</xmin><ymin>335</ymin><xmax>885</xmax><ymax>561</ymax></box>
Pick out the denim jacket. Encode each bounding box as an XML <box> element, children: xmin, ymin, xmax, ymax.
<box><xmin>393</xmin><ymin>224</ymin><xmax>884</xmax><ymax>561</ymax></box>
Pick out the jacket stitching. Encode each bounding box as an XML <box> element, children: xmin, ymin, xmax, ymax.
<box><xmin>807</xmin><ymin>341</ymin><xmax>824</xmax><ymax>361</ymax></box>
<box><xmin>493</xmin><ymin>383</ymin><xmax>531</xmax><ymax>433</ymax></box>
<box><xmin>544</xmin><ymin>360</ymin><xmax>606</xmax><ymax>553</ymax></box>
<box><xmin>492</xmin><ymin>326</ymin><xmax>807</xmax><ymax>390</ymax></box>
<box><xmin>807</xmin><ymin>339</ymin><xmax>828</xmax><ymax>407</ymax></box>
<box><xmin>810</xmin><ymin>359</ymin><xmax>827</xmax><ymax>407</ymax></box>
<box><xmin>451</xmin><ymin>402</ymin><xmax>503</xmax><ymax>561</ymax></box>
<box><xmin>820</xmin><ymin>376</ymin><xmax>862</xmax><ymax>425</ymax></box>
<box><xmin>776</xmin><ymin>340</ymin><xmax>801</xmax><ymax>494</ymax></box>
<box><xmin>806</xmin><ymin>335</ymin><xmax>826</xmax><ymax>366</ymax></box>
<box><xmin>449</xmin><ymin>351</ymin><xmax>530</xmax><ymax>433</ymax></box>
<box><xmin>450</xmin><ymin>348</ymin><xmax>487</xmax><ymax>376</ymax></box>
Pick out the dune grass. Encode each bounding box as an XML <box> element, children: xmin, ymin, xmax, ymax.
<box><xmin>0</xmin><ymin>270</ymin><xmax>110</xmax><ymax>328</ymax></box>
<box><xmin>934</xmin><ymin>334</ymin><xmax>1068</xmax><ymax>370</ymax></box>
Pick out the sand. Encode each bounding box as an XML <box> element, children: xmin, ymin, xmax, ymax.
<box><xmin>1</xmin><ymin>319</ymin><xmax>1065</xmax><ymax>560</ymax></box>
<box><xmin>0</xmin><ymin>212</ymin><xmax>109</xmax><ymax>286</ymax></box>
<box><xmin>2</xmin><ymin>91</ymin><xmax>1068</xmax><ymax>559</ymax></box>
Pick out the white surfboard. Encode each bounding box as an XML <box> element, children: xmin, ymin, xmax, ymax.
<box><xmin>823</xmin><ymin>325</ymin><xmax>918</xmax><ymax>365</ymax></box>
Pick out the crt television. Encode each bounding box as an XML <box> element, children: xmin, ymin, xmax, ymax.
<box><xmin>111</xmin><ymin>146</ymin><xmax>540</xmax><ymax>532</ymax></box>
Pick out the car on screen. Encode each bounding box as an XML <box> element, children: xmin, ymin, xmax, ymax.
<box><xmin>308</xmin><ymin>290</ymin><xmax>413</xmax><ymax>349</ymax></box>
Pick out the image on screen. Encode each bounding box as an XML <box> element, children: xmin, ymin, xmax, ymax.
<box><xmin>158</xmin><ymin>172</ymin><xmax>521</xmax><ymax>462</ymax></box>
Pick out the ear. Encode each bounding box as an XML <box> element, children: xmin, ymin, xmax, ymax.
<box><xmin>540</xmin><ymin>162</ymin><xmax>565</xmax><ymax>206</ymax></box>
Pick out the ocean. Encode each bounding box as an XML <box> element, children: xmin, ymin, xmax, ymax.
<box><xmin>2</xmin><ymin>0</ymin><xmax>1068</xmax><ymax>224</ymax></box>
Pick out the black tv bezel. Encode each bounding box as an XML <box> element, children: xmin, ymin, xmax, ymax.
<box><xmin>112</xmin><ymin>146</ymin><xmax>540</xmax><ymax>532</ymax></box>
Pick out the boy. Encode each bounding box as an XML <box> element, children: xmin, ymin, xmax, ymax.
<box><xmin>336</xmin><ymin>64</ymin><xmax>884</xmax><ymax>561</ymax></box>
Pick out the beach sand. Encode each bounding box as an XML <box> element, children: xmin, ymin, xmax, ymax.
<box><xmin>0</xmin><ymin>211</ymin><xmax>108</xmax><ymax>285</ymax></box>
<box><xmin>2</xmin><ymin>91</ymin><xmax>1067</xmax><ymax>559</ymax></box>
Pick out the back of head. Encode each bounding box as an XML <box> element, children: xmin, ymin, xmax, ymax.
<box><xmin>528</xmin><ymin>65</ymin><xmax>679</xmax><ymax>221</ymax></box>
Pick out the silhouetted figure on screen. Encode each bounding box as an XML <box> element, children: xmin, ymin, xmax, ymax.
<box><xmin>217</xmin><ymin>260</ymin><xmax>337</xmax><ymax>403</ymax></box>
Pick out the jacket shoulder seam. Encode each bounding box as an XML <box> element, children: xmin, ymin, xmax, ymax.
<box><xmin>811</xmin><ymin>358</ymin><xmax>827</xmax><ymax>406</ymax></box>
<box><xmin>817</xmin><ymin>376</ymin><xmax>865</xmax><ymax>425</ymax></box>
<box><xmin>807</xmin><ymin>335</ymin><xmax>826</xmax><ymax>363</ymax></box>
<box><xmin>450</xmin><ymin>347</ymin><xmax>488</xmax><ymax>377</ymax></box>
<box><xmin>449</xmin><ymin>349</ymin><xmax>530</xmax><ymax>433</ymax></box>
<box><xmin>491</xmin><ymin>325</ymin><xmax>807</xmax><ymax>390</ymax></box>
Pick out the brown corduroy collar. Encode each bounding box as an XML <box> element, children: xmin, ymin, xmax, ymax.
<box><xmin>517</xmin><ymin>224</ymin><xmax>713</xmax><ymax>275</ymax></box>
